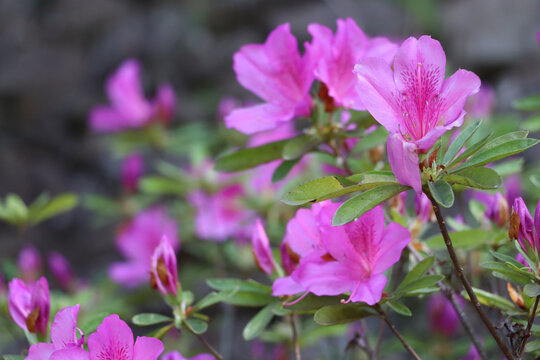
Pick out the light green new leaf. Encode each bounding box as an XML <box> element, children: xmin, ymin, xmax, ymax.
<box><xmin>425</xmin><ymin>229</ymin><xmax>496</xmax><ymax>250</ymax></box>
<box><xmin>183</xmin><ymin>318</ymin><xmax>208</xmax><ymax>334</ymax></box>
<box><xmin>463</xmin><ymin>287</ymin><xmax>516</xmax><ymax>312</ymax></box>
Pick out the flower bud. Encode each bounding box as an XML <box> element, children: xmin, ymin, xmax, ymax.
<box><xmin>8</xmin><ymin>276</ymin><xmax>50</xmax><ymax>335</ymax></box>
<box><xmin>18</xmin><ymin>245</ymin><xmax>42</xmax><ymax>282</ymax></box>
<box><xmin>150</xmin><ymin>237</ymin><xmax>178</xmax><ymax>296</ymax></box>
<box><xmin>251</xmin><ymin>219</ymin><xmax>276</xmax><ymax>275</ymax></box>
<box><xmin>121</xmin><ymin>153</ymin><xmax>144</xmax><ymax>193</ymax></box>
<box><xmin>427</xmin><ymin>294</ymin><xmax>459</xmax><ymax>337</ymax></box>
<box><xmin>48</xmin><ymin>251</ymin><xmax>75</xmax><ymax>292</ymax></box>
<box><xmin>512</xmin><ymin>197</ymin><xmax>535</xmax><ymax>252</ymax></box>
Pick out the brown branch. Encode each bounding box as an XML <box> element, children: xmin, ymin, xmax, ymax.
<box><xmin>518</xmin><ymin>295</ymin><xmax>540</xmax><ymax>357</ymax></box>
<box><xmin>375</xmin><ymin>305</ymin><xmax>421</xmax><ymax>360</ymax></box>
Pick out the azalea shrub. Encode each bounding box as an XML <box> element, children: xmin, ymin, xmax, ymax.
<box><xmin>2</xmin><ymin>17</ymin><xmax>540</xmax><ymax>360</ymax></box>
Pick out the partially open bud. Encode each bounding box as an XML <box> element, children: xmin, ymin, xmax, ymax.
<box><xmin>48</xmin><ymin>251</ymin><xmax>76</xmax><ymax>292</ymax></box>
<box><xmin>251</xmin><ymin>219</ymin><xmax>276</xmax><ymax>275</ymax></box>
<box><xmin>8</xmin><ymin>276</ymin><xmax>50</xmax><ymax>335</ymax></box>
<box><xmin>18</xmin><ymin>245</ymin><xmax>42</xmax><ymax>282</ymax></box>
<box><xmin>150</xmin><ymin>237</ymin><xmax>178</xmax><ymax>296</ymax></box>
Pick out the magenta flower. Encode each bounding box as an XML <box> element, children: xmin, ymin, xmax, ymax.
<box><xmin>293</xmin><ymin>205</ymin><xmax>410</xmax><ymax>305</ymax></box>
<box><xmin>225</xmin><ymin>24</ymin><xmax>314</xmax><ymax>134</ymax></box>
<box><xmin>8</xmin><ymin>276</ymin><xmax>50</xmax><ymax>335</ymax></box>
<box><xmin>474</xmin><ymin>191</ymin><xmax>509</xmax><ymax>227</ymax></box>
<box><xmin>504</xmin><ymin>175</ymin><xmax>522</xmax><ymax>207</ymax></box>
<box><xmin>26</xmin><ymin>304</ymin><xmax>86</xmax><ymax>360</ymax></box>
<box><xmin>307</xmin><ymin>18</ymin><xmax>397</xmax><ymax>110</ymax></box>
<box><xmin>460</xmin><ymin>343</ymin><xmax>481</xmax><ymax>360</ymax></box>
<box><xmin>251</xmin><ymin>219</ymin><xmax>276</xmax><ymax>275</ymax></box>
<box><xmin>415</xmin><ymin>193</ymin><xmax>433</xmax><ymax>223</ymax></box>
<box><xmin>464</xmin><ymin>84</ymin><xmax>495</xmax><ymax>119</ymax></box>
<box><xmin>150</xmin><ymin>237</ymin><xmax>179</xmax><ymax>296</ymax></box>
<box><xmin>354</xmin><ymin>36</ymin><xmax>481</xmax><ymax>193</ymax></box>
<box><xmin>48</xmin><ymin>251</ymin><xmax>76</xmax><ymax>292</ymax></box>
<box><xmin>109</xmin><ymin>208</ymin><xmax>179</xmax><ymax>288</ymax></box>
<box><xmin>512</xmin><ymin>197</ymin><xmax>539</xmax><ymax>253</ymax></box>
<box><xmin>121</xmin><ymin>153</ymin><xmax>144</xmax><ymax>193</ymax></box>
<box><xmin>89</xmin><ymin>59</ymin><xmax>176</xmax><ymax>132</ymax></box>
<box><xmin>161</xmin><ymin>350</ymin><xmax>214</xmax><ymax>360</ymax></box>
<box><xmin>88</xmin><ymin>314</ymin><xmax>163</xmax><ymax>360</ymax></box>
<box><xmin>427</xmin><ymin>293</ymin><xmax>459</xmax><ymax>337</ymax></box>
<box><xmin>18</xmin><ymin>245</ymin><xmax>43</xmax><ymax>282</ymax></box>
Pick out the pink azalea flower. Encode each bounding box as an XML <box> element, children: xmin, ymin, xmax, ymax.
<box><xmin>26</xmin><ymin>304</ymin><xmax>86</xmax><ymax>360</ymax></box>
<box><xmin>150</xmin><ymin>237</ymin><xmax>179</xmax><ymax>296</ymax></box>
<box><xmin>225</xmin><ymin>24</ymin><xmax>314</xmax><ymax>134</ymax></box>
<box><xmin>48</xmin><ymin>251</ymin><xmax>76</xmax><ymax>292</ymax></box>
<box><xmin>504</xmin><ymin>175</ymin><xmax>522</xmax><ymax>207</ymax></box>
<box><xmin>88</xmin><ymin>314</ymin><xmax>163</xmax><ymax>360</ymax></box>
<box><xmin>109</xmin><ymin>208</ymin><xmax>179</xmax><ymax>288</ymax></box>
<box><xmin>18</xmin><ymin>245</ymin><xmax>43</xmax><ymax>282</ymax></box>
<box><xmin>293</xmin><ymin>205</ymin><xmax>410</xmax><ymax>305</ymax></box>
<box><xmin>8</xmin><ymin>276</ymin><xmax>50</xmax><ymax>335</ymax></box>
<box><xmin>427</xmin><ymin>293</ymin><xmax>460</xmax><ymax>337</ymax></box>
<box><xmin>161</xmin><ymin>350</ymin><xmax>214</xmax><ymax>360</ymax></box>
<box><xmin>307</xmin><ymin>18</ymin><xmax>398</xmax><ymax>110</ymax></box>
<box><xmin>474</xmin><ymin>191</ymin><xmax>509</xmax><ymax>227</ymax></box>
<box><xmin>217</xmin><ymin>96</ymin><xmax>242</xmax><ymax>121</ymax></box>
<box><xmin>121</xmin><ymin>153</ymin><xmax>144</xmax><ymax>193</ymax></box>
<box><xmin>251</xmin><ymin>219</ymin><xmax>276</xmax><ymax>275</ymax></box>
<box><xmin>464</xmin><ymin>84</ymin><xmax>495</xmax><ymax>119</ymax></box>
<box><xmin>415</xmin><ymin>193</ymin><xmax>434</xmax><ymax>223</ymax></box>
<box><xmin>89</xmin><ymin>59</ymin><xmax>176</xmax><ymax>132</ymax></box>
<box><xmin>512</xmin><ymin>197</ymin><xmax>540</xmax><ymax>253</ymax></box>
<box><xmin>354</xmin><ymin>36</ymin><xmax>481</xmax><ymax>193</ymax></box>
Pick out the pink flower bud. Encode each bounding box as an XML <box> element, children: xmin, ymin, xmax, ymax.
<box><xmin>427</xmin><ymin>293</ymin><xmax>459</xmax><ymax>337</ymax></box>
<box><xmin>18</xmin><ymin>245</ymin><xmax>42</xmax><ymax>282</ymax></box>
<box><xmin>8</xmin><ymin>276</ymin><xmax>50</xmax><ymax>335</ymax></box>
<box><xmin>251</xmin><ymin>219</ymin><xmax>276</xmax><ymax>275</ymax></box>
<box><xmin>153</xmin><ymin>84</ymin><xmax>177</xmax><ymax>124</ymax></box>
<box><xmin>121</xmin><ymin>153</ymin><xmax>144</xmax><ymax>193</ymax></box>
<box><xmin>150</xmin><ymin>237</ymin><xmax>179</xmax><ymax>296</ymax></box>
<box><xmin>48</xmin><ymin>251</ymin><xmax>75</xmax><ymax>291</ymax></box>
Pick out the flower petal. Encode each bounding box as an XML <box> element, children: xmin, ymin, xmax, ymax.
<box><xmin>133</xmin><ymin>336</ymin><xmax>164</xmax><ymax>360</ymax></box>
<box><xmin>225</xmin><ymin>103</ymin><xmax>293</xmax><ymax>134</ymax></box>
<box><xmin>292</xmin><ymin>259</ymin><xmax>357</xmax><ymax>296</ymax></box>
<box><xmin>26</xmin><ymin>343</ymin><xmax>55</xmax><ymax>360</ymax></box>
<box><xmin>50</xmin><ymin>348</ymin><xmax>90</xmax><ymax>360</ymax></box>
<box><xmin>88</xmin><ymin>314</ymin><xmax>134</xmax><ymax>360</ymax></box>
<box><xmin>348</xmin><ymin>273</ymin><xmax>388</xmax><ymax>305</ymax></box>
<box><xmin>7</xmin><ymin>278</ymin><xmax>32</xmax><ymax>331</ymax></box>
<box><xmin>387</xmin><ymin>134</ymin><xmax>421</xmax><ymax>193</ymax></box>
<box><xmin>51</xmin><ymin>304</ymin><xmax>81</xmax><ymax>349</ymax></box>
<box><xmin>284</xmin><ymin>208</ymin><xmax>321</xmax><ymax>257</ymax></box>
<box><xmin>251</xmin><ymin>219</ymin><xmax>276</xmax><ymax>275</ymax></box>
<box><xmin>372</xmin><ymin>222</ymin><xmax>411</xmax><ymax>274</ymax></box>
<box><xmin>272</xmin><ymin>276</ymin><xmax>305</xmax><ymax>296</ymax></box>
<box><xmin>439</xmin><ymin>69</ymin><xmax>481</xmax><ymax>127</ymax></box>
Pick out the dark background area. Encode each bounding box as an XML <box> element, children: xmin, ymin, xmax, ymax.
<box><xmin>0</xmin><ymin>0</ymin><xmax>539</xmax><ymax>276</ymax></box>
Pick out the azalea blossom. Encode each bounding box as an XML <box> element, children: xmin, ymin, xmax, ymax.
<box><xmin>88</xmin><ymin>314</ymin><xmax>163</xmax><ymax>360</ymax></box>
<box><xmin>251</xmin><ymin>219</ymin><xmax>277</xmax><ymax>275</ymax></box>
<box><xmin>150</xmin><ymin>237</ymin><xmax>179</xmax><ymax>296</ymax></box>
<box><xmin>415</xmin><ymin>193</ymin><xmax>434</xmax><ymax>223</ymax></box>
<box><xmin>464</xmin><ymin>84</ymin><xmax>495</xmax><ymax>119</ymax></box>
<box><xmin>293</xmin><ymin>205</ymin><xmax>410</xmax><ymax>305</ymax></box>
<box><xmin>354</xmin><ymin>36</ymin><xmax>481</xmax><ymax>193</ymax></box>
<box><xmin>307</xmin><ymin>18</ymin><xmax>397</xmax><ymax>110</ymax></box>
<box><xmin>89</xmin><ymin>59</ymin><xmax>176</xmax><ymax>132</ymax></box>
<box><xmin>8</xmin><ymin>276</ymin><xmax>50</xmax><ymax>335</ymax></box>
<box><xmin>48</xmin><ymin>251</ymin><xmax>76</xmax><ymax>292</ymax></box>
<box><xmin>18</xmin><ymin>245</ymin><xmax>43</xmax><ymax>282</ymax></box>
<box><xmin>109</xmin><ymin>208</ymin><xmax>179</xmax><ymax>288</ymax></box>
<box><xmin>121</xmin><ymin>153</ymin><xmax>144</xmax><ymax>193</ymax></box>
<box><xmin>427</xmin><ymin>294</ymin><xmax>460</xmax><ymax>337</ymax></box>
<box><xmin>225</xmin><ymin>24</ymin><xmax>314</xmax><ymax>134</ymax></box>
<box><xmin>161</xmin><ymin>350</ymin><xmax>214</xmax><ymax>360</ymax></box>
<box><xmin>511</xmin><ymin>197</ymin><xmax>540</xmax><ymax>253</ymax></box>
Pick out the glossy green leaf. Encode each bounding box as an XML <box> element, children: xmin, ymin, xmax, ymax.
<box><xmin>332</xmin><ymin>184</ymin><xmax>409</xmax><ymax>226</ymax></box>
<box><xmin>396</xmin><ymin>257</ymin><xmax>435</xmax><ymax>292</ymax></box>
<box><xmin>513</xmin><ymin>95</ymin><xmax>540</xmax><ymax>111</ymax></box>
<box><xmin>442</xmin><ymin>120</ymin><xmax>482</xmax><ymax>165</ymax></box>
<box><xmin>443</xmin><ymin>167</ymin><xmax>501</xmax><ymax>190</ymax></box>
<box><xmin>219</xmin><ymin>291</ymin><xmax>275</xmax><ymax>307</ymax></box>
<box><xmin>484</xmin><ymin>130</ymin><xmax>529</xmax><ymax>150</ymax></box>
<box><xmin>490</xmin><ymin>251</ymin><xmax>527</xmax><ymax>269</ymax></box>
<box><xmin>206</xmin><ymin>278</ymin><xmax>271</xmax><ymax>294</ymax></box>
<box><xmin>524</xmin><ymin>284</ymin><xmax>540</xmax><ymax>298</ymax></box>
<box><xmin>449</xmin><ymin>132</ymin><xmax>492</xmax><ymax>168</ymax></box>
<box><xmin>282</xmin><ymin>135</ymin><xmax>321</xmax><ymax>160</ymax></box>
<box><xmin>482</xmin><ymin>262</ymin><xmax>532</xmax><ymax>286</ymax></box>
<box><xmin>394</xmin><ymin>275</ymin><xmax>444</xmax><ymax>298</ymax></box>
<box><xmin>183</xmin><ymin>317</ymin><xmax>208</xmax><ymax>334</ymax></box>
<box><xmin>132</xmin><ymin>313</ymin><xmax>172</xmax><ymax>326</ymax></box>
<box><xmin>243</xmin><ymin>303</ymin><xmax>277</xmax><ymax>340</ymax></box>
<box><xmin>193</xmin><ymin>289</ymin><xmax>239</xmax><ymax>311</ymax></box>
<box><xmin>352</xmin><ymin>126</ymin><xmax>389</xmax><ymax>153</ymax></box>
<box><xmin>314</xmin><ymin>303</ymin><xmax>378</xmax><ymax>325</ymax></box>
<box><xmin>428</xmin><ymin>180</ymin><xmax>454</xmax><ymax>208</ymax></box>
<box><xmin>463</xmin><ymin>287</ymin><xmax>516</xmax><ymax>312</ymax></box>
<box><xmin>386</xmin><ymin>301</ymin><xmax>412</xmax><ymax>316</ymax></box>
<box><xmin>284</xmin><ymin>294</ymin><xmax>346</xmax><ymax>314</ymax></box>
<box><xmin>214</xmin><ymin>139</ymin><xmax>288</xmax><ymax>172</ymax></box>
<box><xmin>425</xmin><ymin>229</ymin><xmax>497</xmax><ymax>250</ymax></box>
<box><xmin>272</xmin><ymin>159</ymin><xmax>299</xmax><ymax>183</ymax></box>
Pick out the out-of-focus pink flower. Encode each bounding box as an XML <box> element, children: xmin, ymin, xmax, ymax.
<box><xmin>109</xmin><ymin>208</ymin><xmax>179</xmax><ymax>288</ymax></box>
<box><xmin>460</xmin><ymin>343</ymin><xmax>481</xmax><ymax>360</ymax></box>
<box><xmin>293</xmin><ymin>205</ymin><xmax>410</xmax><ymax>305</ymax></box>
<box><xmin>512</xmin><ymin>197</ymin><xmax>539</xmax><ymax>253</ymax></box>
<box><xmin>307</xmin><ymin>18</ymin><xmax>397</xmax><ymax>110</ymax></box>
<box><xmin>8</xmin><ymin>276</ymin><xmax>50</xmax><ymax>335</ymax></box>
<box><xmin>18</xmin><ymin>245</ymin><xmax>42</xmax><ymax>282</ymax></box>
<box><xmin>415</xmin><ymin>193</ymin><xmax>433</xmax><ymax>223</ymax></box>
<box><xmin>504</xmin><ymin>175</ymin><xmax>522</xmax><ymax>206</ymax></box>
<box><xmin>188</xmin><ymin>184</ymin><xmax>252</xmax><ymax>242</ymax></box>
<box><xmin>88</xmin><ymin>314</ymin><xmax>163</xmax><ymax>360</ymax></box>
<box><xmin>474</xmin><ymin>191</ymin><xmax>509</xmax><ymax>227</ymax></box>
<box><xmin>89</xmin><ymin>59</ymin><xmax>176</xmax><ymax>132</ymax></box>
<box><xmin>427</xmin><ymin>294</ymin><xmax>460</xmax><ymax>337</ymax></box>
<box><xmin>464</xmin><ymin>84</ymin><xmax>495</xmax><ymax>119</ymax></box>
<box><xmin>48</xmin><ymin>251</ymin><xmax>76</xmax><ymax>292</ymax></box>
<box><xmin>225</xmin><ymin>24</ymin><xmax>314</xmax><ymax>134</ymax></box>
<box><xmin>251</xmin><ymin>219</ymin><xmax>276</xmax><ymax>275</ymax></box>
<box><xmin>354</xmin><ymin>36</ymin><xmax>480</xmax><ymax>193</ymax></box>
<box><xmin>217</xmin><ymin>96</ymin><xmax>242</xmax><ymax>121</ymax></box>
<box><xmin>161</xmin><ymin>350</ymin><xmax>214</xmax><ymax>360</ymax></box>
<box><xmin>26</xmin><ymin>304</ymin><xmax>86</xmax><ymax>360</ymax></box>
<box><xmin>121</xmin><ymin>153</ymin><xmax>144</xmax><ymax>193</ymax></box>
<box><xmin>150</xmin><ymin>237</ymin><xmax>179</xmax><ymax>296</ymax></box>
<box><xmin>389</xmin><ymin>191</ymin><xmax>407</xmax><ymax>216</ymax></box>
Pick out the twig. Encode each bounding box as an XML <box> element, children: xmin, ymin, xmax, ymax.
<box><xmin>426</xmin><ymin>191</ymin><xmax>515</xmax><ymax>360</ymax></box>
<box><xmin>289</xmin><ymin>315</ymin><xmax>301</xmax><ymax>360</ymax></box>
<box><xmin>193</xmin><ymin>332</ymin><xmax>224</xmax><ymax>360</ymax></box>
<box><xmin>518</xmin><ymin>295</ymin><xmax>540</xmax><ymax>357</ymax></box>
<box><xmin>375</xmin><ymin>305</ymin><xmax>421</xmax><ymax>360</ymax></box>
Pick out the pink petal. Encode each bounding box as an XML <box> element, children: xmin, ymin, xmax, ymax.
<box><xmin>439</xmin><ymin>69</ymin><xmax>481</xmax><ymax>127</ymax></box>
<box><xmin>272</xmin><ymin>276</ymin><xmax>305</xmax><ymax>296</ymax></box>
<box><xmin>292</xmin><ymin>259</ymin><xmax>357</xmax><ymax>296</ymax></box>
<box><xmin>7</xmin><ymin>278</ymin><xmax>32</xmax><ymax>330</ymax></box>
<box><xmin>153</xmin><ymin>83</ymin><xmax>177</xmax><ymax>122</ymax></box>
<box><xmin>348</xmin><ymin>273</ymin><xmax>388</xmax><ymax>305</ymax></box>
<box><xmin>284</xmin><ymin>209</ymin><xmax>321</xmax><ymax>257</ymax></box>
<box><xmin>387</xmin><ymin>134</ymin><xmax>421</xmax><ymax>193</ymax></box>
<box><xmin>413</xmin><ymin>125</ymin><xmax>448</xmax><ymax>152</ymax></box>
<box><xmin>26</xmin><ymin>343</ymin><xmax>55</xmax><ymax>360</ymax></box>
<box><xmin>88</xmin><ymin>314</ymin><xmax>134</xmax><ymax>360</ymax></box>
<box><xmin>343</xmin><ymin>206</ymin><xmax>385</xmax><ymax>262</ymax></box>
<box><xmin>225</xmin><ymin>103</ymin><xmax>293</xmax><ymax>134</ymax></box>
<box><xmin>108</xmin><ymin>261</ymin><xmax>150</xmax><ymax>288</ymax></box>
<box><xmin>372</xmin><ymin>222</ymin><xmax>411</xmax><ymax>274</ymax></box>
<box><xmin>364</xmin><ymin>37</ymin><xmax>399</xmax><ymax>64</ymax></box>
<box><xmin>89</xmin><ymin>106</ymin><xmax>128</xmax><ymax>133</ymax></box>
<box><xmin>535</xmin><ymin>198</ymin><xmax>540</xmax><ymax>250</ymax></box>
<box><xmin>251</xmin><ymin>219</ymin><xmax>276</xmax><ymax>275</ymax></box>
<box><xmin>133</xmin><ymin>336</ymin><xmax>164</xmax><ymax>360</ymax></box>
<box><xmin>50</xmin><ymin>348</ymin><xmax>90</xmax><ymax>360</ymax></box>
<box><xmin>51</xmin><ymin>304</ymin><xmax>81</xmax><ymax>349</ymax></box>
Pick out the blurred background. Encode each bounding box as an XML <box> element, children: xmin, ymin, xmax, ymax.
<box><xmin>0</xmin><ymin>0</ymin><xmax>539</xmax><ymax>358</ymax></box>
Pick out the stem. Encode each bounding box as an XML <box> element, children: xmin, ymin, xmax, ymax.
<box><xmin>518</xmin><ymin>295</ymin><xmax>540</xmax><ymax>357</ymax></box>
<box><xmin>426</xmin><ymin>192</ymin><xmax>515</xmax><ymax>360</ymax></box>
<box><xmin>193</xmin><ymin>332</ymin><xmax>224</xmax><ymax>360</ymax></box>
<box><xmin>375</xmin><ymin>306</ymin><xmax>421</xmax><ymax>360</ymax></box>
<box><xmin>289</xmin><ymin>315</ymin><xmax>301</xmax><ymax>360</ymax></box>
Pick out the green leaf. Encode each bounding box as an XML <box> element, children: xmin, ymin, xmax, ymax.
<box><xmin>3</xmin><ymin>356</ymin><xmax>26</xmax><ymax>360</ymax></box>
<box><xmin>271</xmin><ymin>159</ymin><xmax>300</xmax><ymax>183</ymax></box>
<box><xmin>79</xmin><ymin>312</ymin><xmax>111</xmax><ymax>335</ymax></box>
<box><xmin>481</xmin><ymin>262</ymin><xmax>532</xmax><ymax>286</ymax></box>
<box><xmin>332</xmin><ymin>184</ymin><xmax>409</xmax><ymax>226</ymax></box>
<box><xmin>243</xmin><ymin>303</ymin><xmax>277</xmax><ymax>340</ymax></box>
<box><xmin>484</xmin><ymin>130</ymin><xmax>530</xmax><ymax>150</ymax></box>
<box><xmin>386</xmin><ymin>301</ymin><xmax>412</xmax><ymax>316</ymax></box>
<box><xmin>443</xmin><ymin>167</ymin><xmax>501</xmax><ymax>190</ymax></box>
<box><xmin>396</xmin><ymin>257</ymin><xmax>435</xmax><ymax>292</ymax></box>
<box><xmin>132</xmin><ymin>313</ymin><xmax>172</xmax><ymax>326</ymax></box>
<box><xmin>490</xmin><ymin>251</ymin><xmax>527</xmax><ymax>269</ymax></box>
<box><xmin>449</xmin><ymin>132</ymin><xmax>492</xmax><ymax>168</ymax></box>
<box><xmin>3</xmin><ymin>194</ymin><xmax>28</xmax><ymax>225</ymax></box>
<box><xmin>206</xmin><ymin>278</ymin><xmax>271</xmax><ymax>294</ymax></box>
<box><xmin>219</xmin><ymin>291</ymin><xmax>275</xmax><ymax>307</ymax></box>
<box><xmin>524</xmin><ymin>284</ymin><xmax>540</xmax><ymax>297</ymax></box>
<box><xmin>492</xmin><ymin>158</ymin><xmax>524</xmax><ymax>177</ymax></box>
<box><xmin>425</xmin><ymin>229</ymin><xmax>496</xmax><ymax>250</ymax></box>
<box><xmin>214</xmin><ymin>139</ymin><xmax>288</xmax><ymax>172</ymax></box>
<box><xmin>428</xmin><ymin>180</ymin><xmax>454</xmax><ymax>208</ymax></box>
<box><xmin>442</xmin><ymin>120</ymin><xmax>482</xmax><ymax>165</ymax></box>
<box><xmin>522</xmin><ymin>115</ymin><xmax>540</xmax><ymax>132</ymax></box>
<box><xmin>282</xmin><ymin>135</ymin><xmax>321</xmax><ymax>160</ymax></box>
<box><xmin>314</xmin><ymin>303</ymin><xmax>378</xmax><ymax>325</ymax></box>
<box><xmin>284</xmin><ymin>294</ymin><xmax>346</xmax><ymax>314</ymax></box>
<box><xmin>29</xmin><ymin>193</ymin><xmax>78</xmax><ymax>226</ymax></box>
<box><xmin>193</xmin><ymin>289</ymin><xmax>239</xmax><ymax>311</ymax></box>
<box><xmin>463</xmin><ymin>287</ymin><xmax>516</xmax><ymax>312</ymax></box>
<box><xmin>352</xmin><ymin>126</ymin><xmax>389</xmax><ymax>153</ymax></box>
<box><xmin>183</xmin><ymin>317</ymin><xmax>208</xmax><ymax>334</ymax></box>
<box><xmin>139</xmin><ymin>176</ymin><xmax>186</xmax><ymax>196</ymax></box>
<box><xmin>513</xmin><ymin>95</ymin><xmax>540</xmax><ymax>111</ymax></box>
<box><xmin>394</xmin><ymin>275</ymin><xmax>444</xmax><ymax>297</ymax></box>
